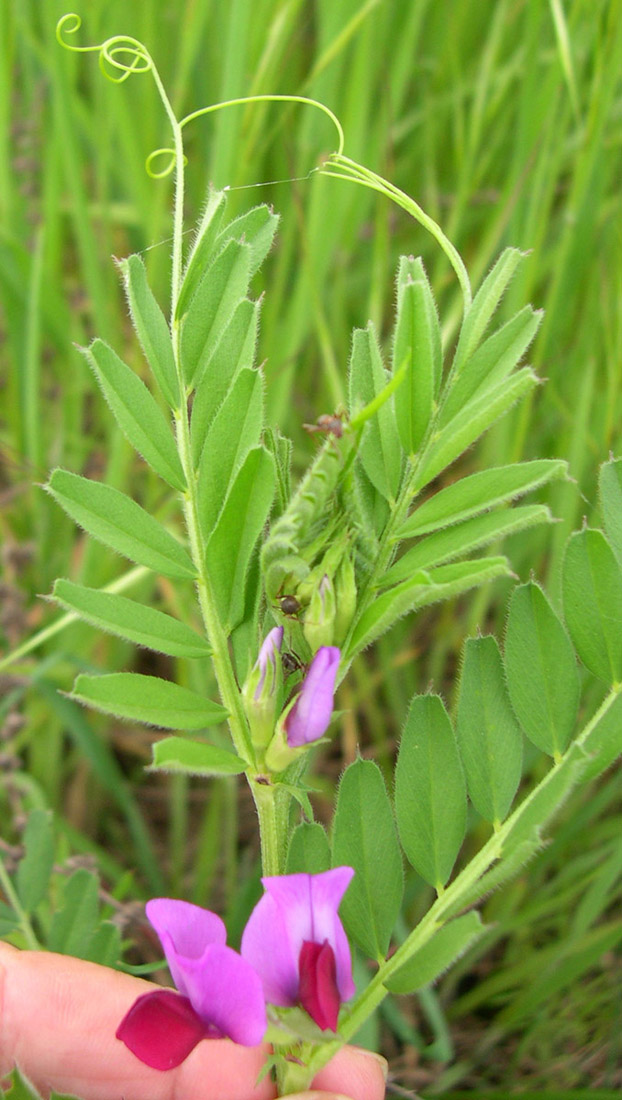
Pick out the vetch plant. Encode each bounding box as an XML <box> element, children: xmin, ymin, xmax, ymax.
<box><xmin>1</xmin><ymin>12</ymin><xmax>621</xmax><ymax>1098</ymax></box>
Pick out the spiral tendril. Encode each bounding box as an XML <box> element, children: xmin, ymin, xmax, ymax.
<box><xmin>56</xmin><ymin>14</ymin><xmax>152</xmax><ymax>84</ymax></box>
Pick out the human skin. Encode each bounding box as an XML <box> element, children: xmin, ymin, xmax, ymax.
<box><xmin>0</xmin><ymin>943</ymin><xmax>387</xmax><ymax>1100</ymax></box>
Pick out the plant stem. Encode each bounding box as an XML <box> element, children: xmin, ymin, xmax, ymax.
<box><xmin>0</xmin><ymin>857</ymin><xmax>40</xmax><ymax>951</ymax></box>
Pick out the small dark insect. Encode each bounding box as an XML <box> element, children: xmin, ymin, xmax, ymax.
<box><xmin>282</xmin><ymin>650</ymin><xmax>307</xmax><ymax>677</ymax></box>
<box><xmin>278</xmin><ymin>593</ymin><xmax>301</xmax><ymax>617</ymax></box>
<box><xmin>303</xmin><ymin>413</ymin><xmax>343</xmax><ymax>439</ymax></box>
<box><xmin>255</xmin><ymin>774</ymin><xmax>271</xmax><ymax>786</ymax></box>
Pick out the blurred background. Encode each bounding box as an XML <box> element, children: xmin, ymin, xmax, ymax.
<box><xmin>1</xmin><ymin>1</ymin><xmax>621</xmax><ymax>1094</ymax></box>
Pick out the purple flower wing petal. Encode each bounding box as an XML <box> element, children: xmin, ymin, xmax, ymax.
<box><xmin>240</xmin><ymin>892</ymin><xmax>301</xmax><ymax>1005</ymax></box>
<box><xmin>145</xmin><ymin>898</ymin><xmax>226</xmax><ymax>999</ymax></box>
<box><xmin>116</xmin><ymin>989</ymin><xmax>207</xmax><ymax>1070</ymax></box>
<box><xmin>182</xmin><ymin>944</ymin><xmax>267</xmax><ymax>1046</ymax></box>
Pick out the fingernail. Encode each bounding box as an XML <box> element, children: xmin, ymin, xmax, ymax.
<box><xmin>350</xmin><ymin>1047</ymin><xmax>389</xmax><ymax>1081</ymax></box>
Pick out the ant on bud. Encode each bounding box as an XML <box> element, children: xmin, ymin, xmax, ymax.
<box><xmin>277</xmin><ymin>593</ymin><xmax>302</xmax><ymax>618</ymax></box>
<box><xmin>281</xmin><ymin>650</ymin><xmax>308</xmax><ymax>678</ymax></box>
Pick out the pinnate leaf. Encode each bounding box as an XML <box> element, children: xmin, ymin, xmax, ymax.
<box><xmin>396</xmin><ymin>459</ymin><xmax>567</xmax><ymax>540</ymax></box>
<box><xmin>180</xmin><ymin>239</ymin><xmax>251</xmax><ymax>388</ymax></box>
<box><xmin>46</xmin><ymin>469</ymin><xmax>196</xmax><ymax>580</ymax></box>
<box><xmin>207</xmin><ymin>446</ymin><xmax>275</xmax><ymax>630</ymax></box>
<box><xmin>52</xmin><ymin>579</ymin><xmax>211</xmax><ymax>659</ymax></box>
<box><xmin>504</xmin><ymin>581</ymin><xmax>579</xmax><ymax>757</ymax></box>
<box><xmin>151</xmin><ymin>737</ymin><xmax>248</xmax><ymax>776</ymax></box>
<box><xmin>197</xmin><ymin>367</ymin><xmax>264</xmax><ymax>535</ymax></box>
<box><xmin>85</xmin><ymin>339</ymin><xmax>185</xmax><ymax>490</ymax></box>
<box><xmin>599</xmin><ymin>456</ymin><xmax>622</xmax><ymax>564</ymax></box>
<box><xmin>286</xmin><ymin>823</ymin><xmax>331</xmax><ymax>875</ymax></box>
<box><xmin>562</xmin><ymin>528</ymin><xmax>622</xmax><ymax>685</ymax></box>
<box><xmin>16</xmin><ymin>809</ymin><xmax>54</xmax><ymax>914</ymax></box>
<box><xmin>118</xmin><ymin>254</ymin><xmax>179</xmax><ymax>408</ymax></box>
<box><xmin>456</xmin><ymin>635</ymin><xmax>523</xmax><ymax>824</ymax></box>
<box><xmin>332</xmin><ymin>759</ymin><xmax>403</xmax><ymax>959</ymax></box>
<box><xmin>383</xmin><ymin>504</ymin><xmax>551</xmax><ymax>588</ymax></box>
<box><xmin>392</xmin><ymin>272</ymin><xmax>439</xmax><ymax>454</ymax></box>
<box><xmin>395</xmin><ymin>694</ymin><xmax>466</xmax><ymax>889</ymax></box>
<box><xmin>70</xmin><ymin>672</ymin><xmax>228</xmax><ymax>729</ymax></box>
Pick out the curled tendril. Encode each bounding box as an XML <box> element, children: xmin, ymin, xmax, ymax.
<box><xmin>147</xmin><ymin>148</ymin><xmax>188</xmax><ymax>180</ymax></box>
<box><xmin>56</xmin><ymin>14</ymin><xmax>152</xmax><ymax>84</ymax></box>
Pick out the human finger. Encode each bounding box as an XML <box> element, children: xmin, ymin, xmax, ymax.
<box><xmin>0</xmin><ymin>944</ymin><xmax>271</xmax><ymax>1100</ymax></box>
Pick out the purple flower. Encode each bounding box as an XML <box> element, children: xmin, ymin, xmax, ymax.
<box><xmin>254</xmin><ymin>625</ymin><xmax>284</xmax><ymax>700</ymax></box>
<box><xmin>240</xmin><ymin>867</ymin><xmax>355</xmax><ymax>1032</ymax></box>
<box><xmin>284</xmin><ymin>646</ymin><xmax>340</xmax><ymax>748</ymax></box>
<box><xmin>116</xmin><ymin>899</ymin><xmax>266</xmax><ymax>1069</ymax></box>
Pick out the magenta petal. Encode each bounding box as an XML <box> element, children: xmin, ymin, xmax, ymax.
<box><xmin>285</xmin><ymin>646</ymin><xmax>340</xmax><ymax>747</ymax></box>
<box><xmin>241</xmin><ymin>868</ymin><xmax>355</xmax><ymax>1008</ymax></box>
<box><xmin>180</xmin><ymin>944</ymin><xmax>267</xmax><ymax>1046</ymax></box>
<box><xmin>298</xmin><ymin>940</ymin><xmax>340</xmax><ymax>1031</ymax></box>
<box><xmin>145</xmin><ymin>898</ymin><xmax>226</xmax><ymax>1000</ymax></box>
<box><xmin>240</xmin><ymin>892</ymin><xmax>300</xmax><ymax>1005</ymax></box>
<box><xmin>116</xmin><ymin>990</ymin><xmax>207</xmax><ymax>1070</ymax></box>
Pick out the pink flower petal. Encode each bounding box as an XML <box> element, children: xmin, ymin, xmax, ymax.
<box><xmin>298</xmin><ymin>940</ymin><xmax>340</xmax><ymax>1031</ymax></box>
<box><xmin>178</xmin><ymin>944</ymin><xmax>267</xmax><ymax>1047</ymax></box>
<box><xmin>145</xmin><ymin>898</ymin><xmax>226</xmax><ymax>1000</ymax></box>
<box><xmin>116</xmin><ymin>989</ymin><xmax>208</xmax><ymax>1070</ymax></box>
<box><xmin>241</xmin><ymin>868</ymin><xmax>355</xmax><ymax>1012</ymax></box>
<box><xmin>285</xmin><ymin>646</ymin><xmax>340</xmax><ymax>747</ymax></box>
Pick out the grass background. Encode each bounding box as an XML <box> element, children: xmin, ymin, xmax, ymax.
<box><xmin>1</xmin><ymin>0</ymin><xmax>621</xmax><ymax>1094</ymax></box>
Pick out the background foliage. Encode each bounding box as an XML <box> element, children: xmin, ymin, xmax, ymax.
<box><xmin>1</xmin><ymin>1</ymin><xmax>621</xmax><ymax>1094</ymax></box>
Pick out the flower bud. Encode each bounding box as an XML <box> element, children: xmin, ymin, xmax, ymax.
<box><xmin>334</xmin><ymin>553</ymin><xmax>357</xmax><ymax>645</ymax></box>
<box><xmin>243</xmin><ymin>626</ymin><xmax>284</xmax><ymax>749</ymax></box>
<box><xmin>303</xmin><ymin>574</ymin><xmax>336</xmax><ymax>651</ymax></box>
<box><xmin>265</xmin><ymin>646</ymin><xmax>340</xmax><ymax>771</ymax></box>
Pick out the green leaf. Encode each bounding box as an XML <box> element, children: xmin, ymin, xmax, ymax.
<box><xmin>48</xmin><ymin>868</ymin><xmax>99</xmax><ymax>957</ymax></box>
<box><xmin>396</xmin><ymin>459</ymin><xmax>567</xmax><ymax>539</ymax></box>
<box><xmin>52</xmin><ymin>579</ymin><xmax>211</xmax><ymax>659</ymax></box>
<box><xmin>197</xmin><ymin>367</ymin><xmax>264</xmax><ymax>535</ymax></box>
<box><xmin>87</xmin><ymin>921</ymin><xmax>122</xmax><ymax>968</ymax></box>
<box><xmin>451</xmin><ymin>247</ymin><xmax>526</xmax><ymax>374</ymax></box>
<box><xmin>85</xmin><ymin>340</ymin><xmax>185</xmax><ymax>490</ymax></box>
<box><xmin>383</xmin><ymin>504</ymin><xmax>551</xmax><ymax>588</ymax></box>
<box><xmin>213</xmin><ymin>203</ymin><xmax>279</xmax><ymax>278</ymax></box>
<box><xmin>504</xmin><ymin>582</ymin><xmax>579</xmax><ymax>757</ymax></box>
<box><xmin>16</xmin><ymin>809</ymin><xmax>54</xmax><ymax>913</ymax></box>
<box><xmin>190</xmin><ymin>299</ymin><xmax>260</xmax><ymax>466</ymax></box>
<box><xmin>46</xmin><ymin>469</ymin><xmax>196</xmax><ymax>580</ymax></box>
<box><xmin>562</xmin><ymin>528</ymin><xmax>622</xmax><ymax>684</ymax></box>
<box><xmin>598</xmin><ymin>456</ymin><xmax>622</xmax><ymax>564</ymax></box>
<box><xmin>118</xmin><ymin>254</ymin><xmax>179</xmax><ymax>408</ymax></box>
<box><xmin>346</xmin><ymin>557</ymin><xmax>510</xmax><ymax>659</ymax></box>
<box><xmin>393</xmin><ymin>274</ymin><xmax>439</xmax><ymax>454</ymax></box>
<box><xmin>395</xmin><ymin>694</ymin><xmax>466</xmax><ymax>888</ymax></box>
<box><xmin>332</xmin><ymin>759</ymin><xmax>403</xmax><ymax>959</ymax></box>
<box><xmin>0</xmin><ymin>903</ymin><xmax>19</xmax><ymax>937</ymax></box>
<box><xmin>414</xmin><ymin>367</ymin><xmax>539</xmax><ymax>491</ymax></box>
<box><xmin>150</xmin><ymin>736</ymin><xmax>248</xmax><ymax>776</ymax></box>
<box><xmin>386</xmin><ymin>912</ymin><xmax>486</xmax><ymax>994</ymax></box>
<box><xmin>180</xmin><ymin>239</ymin><xmax>252</xmax><ymax>389</ymax></box>
<box><xmin>207</xmin><ymin>446</ymin><xmax>276</xmax><ymax>630</ymax></box>
<box><xmin>176</xmin><ymin>188</ymin><xmax>227</xmax><ymax>320</ymax></box>
<box><xmin>70</xmin><ymin>672</ymin><xmax>228</xmax><ymax>730</ymax></box>
<box><xmin>440</xmin><ymin>305</ymin><xmax>541</xmax><ymax>426</ymax></box>
<box><xmin>286</xmin><ymin>822</ymin><xmax>331</xmax><ymax>874</ymax></box>
<box><xmin>456</xmin><ymin>636</ymin><xmax>523</xmax><ymax>825</ymax></box>
<box><xmin>579</xmin><ymin>690</ymin><xmax>622</xmax><ymax>782</ymax></box>
<box><xmin>348</xmin><ymin>324</ymin><xmax>401</xmax><ymax>500</ymax></box>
